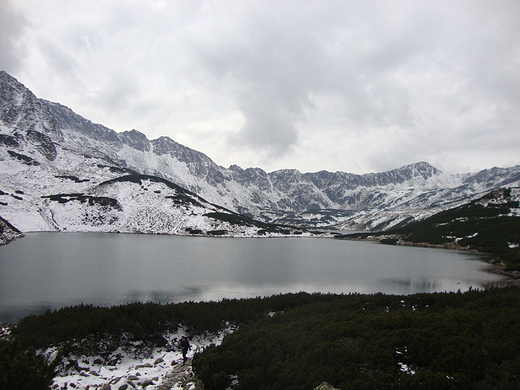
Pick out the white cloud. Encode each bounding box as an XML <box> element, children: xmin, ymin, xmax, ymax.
<box><xmin>3</xmin><ymin>0</ymin><xmax>520</xmax><ymax>174</ymax></box>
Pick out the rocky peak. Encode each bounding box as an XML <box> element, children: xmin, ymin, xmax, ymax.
<box><xmin>42</xmin><ymin>100</ymin><xmax>121</xmax><ymax>144</ymax></box>
<box><xmin>463</xmin><ymin>165</ymin><xmax>520</xmax><ymax>188</ymax></box>
<box><xmin>120</xmin><ymin>129</ymin><xmax>151</xmax><ymax>152</ymax></box>
<box><xmin>151</xmin><ymin>136</ymin><xmax>225</xmax><ymax>184</ymax></box>
<box><xmin>361</xmin><ymin>162</ymin><xmax>441</xmax><ymax>187</ymax></box>
<box><xmin>401</xmin><ymin>161</ymin><xmax>442</xmax><ymax>179</ymax></box>
<box><xmin>0</xmin><ymin>71</ymin><xmax>51</xmax><ymax>132</ymax></box>
<box><xmin>229</xmin><ymin>166</ymin><xmax>272</xmax><ymax>191</ymax></box>
<box><xmin>269</xmin><ymin>169</ymin><xmax>307</xmax><ymax>193</ymax></box>
<box><xmin>0</xmin><ymin>71</ymin><xmax>33</xmax><ymax>103</ymax></box>
<box><xmin>227</xmin><ymin>164</ymin><xmax>244</xmax><ymax>173</ymax></box>
<box><xmin>151</xmin><ymin>136</ymin><xmax>214</xmax><ymax>167</ymax></box>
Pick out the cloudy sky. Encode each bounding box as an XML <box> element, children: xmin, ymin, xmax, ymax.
<box><xmin>2</xmin><ymin>0</ymin><xmax>520</xmax><ymax>174</ymax></box>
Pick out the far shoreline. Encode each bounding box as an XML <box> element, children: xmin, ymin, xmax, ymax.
<box><xmin>337</xmin><ymin>233</ymin><xmax>520</xmax><ymax>285</ymax></box>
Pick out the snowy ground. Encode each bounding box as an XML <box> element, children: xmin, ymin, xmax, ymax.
<box><xmin>47</xmin><ymin>326</ymin><xmax>235</xmax><ymax>390</ymax></box>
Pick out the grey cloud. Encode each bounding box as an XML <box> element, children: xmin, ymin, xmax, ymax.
<box><xmin>184</xmin><ymin>0</ymin><xmax>520</xmax><ymax>171</ymax></box>
<box><xmin>0</xmin><ymin>0</ymin><xmax>28</xmax><ymax>72</ymax></box>
<box><xmin>94</xmin><ymin>73</ymin><xmax>140</xmax><ymax>112</ymax></box>
<box><xmin>188</xmin><ymin>1</ymin><xmax>327</xmax><ymax>159</ymax></box>
<box><xmin>231</xmin><ymin>85</ymin><xmax>299</xmax><ymax>157</ymax></box>
<box><xmin>37</xmin><ymin>38</ymin><xmax>80</xmax><ymax>76</ymax></box>
<box><xmin>189</xmin><ymin>1</ymin><xmax>432</xmax><ymax>156</ymax></box>
<box><xmin>7</xmin><ymin>0</ymin><xmax>520</xmax><ymax>174</ymax></box>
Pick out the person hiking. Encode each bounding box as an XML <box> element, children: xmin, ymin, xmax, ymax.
<box><xmin>180</xmin><ymin>336</ymin><xmax>191</xmax><ymax>364</ymax></box>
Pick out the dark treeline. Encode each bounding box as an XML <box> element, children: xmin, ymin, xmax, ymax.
<box><xmin>2</xmin><ymin>288</ymin><xmax>520</xmax><ymax>389</ymax></box>
<box><xmin>11</xmin><ymin>293</ymin><xmax>343</xmax><ymax>350</ymax></box>
<box><xmin>193</xmin><ymin>287</ymin><xmax>520</xmax><ymax>389</ymax></box>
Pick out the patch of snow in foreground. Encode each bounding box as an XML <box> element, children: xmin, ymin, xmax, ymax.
<box><xmin>397</xmin><ymin>362</ymin><xmax>416</xmax><ymax>375</ymax></box>
<box><xmin>49</xmin><ymin>326</ymin><xmax>235</xmax><ymax>390</ymax></box>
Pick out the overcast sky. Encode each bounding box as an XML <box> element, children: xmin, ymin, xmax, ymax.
<box><xmin>2</xmin><ymin>0</ymin><xmax>520</xmax><ymax>174</ymax></box>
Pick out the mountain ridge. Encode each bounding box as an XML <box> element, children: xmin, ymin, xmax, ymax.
<box><xmin>1</xmin><ymin>70</ymin><xmax>520</xmax><ymax>235</ymax></box>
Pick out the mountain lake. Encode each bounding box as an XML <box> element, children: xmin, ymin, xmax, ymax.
<box><xmin>0</xmin><ymin>232</ymin><xmax>507</xmax><ymax>322</ymax></box>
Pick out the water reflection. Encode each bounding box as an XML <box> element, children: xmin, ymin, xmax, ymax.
<box><xmin>123</xmin><ymin>289</ymin><xmax>204</xmax><ymax>304</ymax></box>
<box><xmin>379</xmin><ymin>277</ymin><xmax>438</xmax><ymax>293</ymax></box>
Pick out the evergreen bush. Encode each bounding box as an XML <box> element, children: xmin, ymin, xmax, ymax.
<box><xmin>7</xmin><ymin>289</ymin><xmax>520</xmax><ymax>389</ymax></box>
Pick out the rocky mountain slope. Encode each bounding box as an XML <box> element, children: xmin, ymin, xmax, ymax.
<box><xmin>342</xmin><ymin>187</ymin><xmax>520</xmax><ymax>271</ymax></box>
<box><xmin>0</xmin><ymin>140</ymin><xmax>305</xmax><ymax>237</ymax></box>
<box><xmin>0</xmin><ymin>216</ymin><xmax>23</xmax><ymax>245</ymax></box>
<box><xmin>0</xmin><ymin>71</ymin><xmax>309</xmax><ymax>237</ymax></box>
<box><xmin>1</xmin><ymin>70</ymin><xmax>520</xmax><ymax>236</ymax></box>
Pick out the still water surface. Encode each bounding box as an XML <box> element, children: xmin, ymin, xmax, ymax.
<box><xmin>0</xmin><ymin>232</ymin><xmax>506</xmax><ymax>322</ymax></box>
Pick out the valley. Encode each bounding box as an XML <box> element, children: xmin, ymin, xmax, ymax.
<box><xmin>1</xmin><ymin>70</ymin><xmax>520</xmax><ymax>390</ymax></box>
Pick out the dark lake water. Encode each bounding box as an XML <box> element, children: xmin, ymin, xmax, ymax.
<box><xmin>0</xmin><ymin>232</ymin><xmax>506</xmax><ymax>322</ymax></box>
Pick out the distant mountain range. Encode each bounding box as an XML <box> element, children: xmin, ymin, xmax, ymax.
<box><xmin>1</xmin><ymin>70</ymin><xmax>520</xmax><ymax>242</ymax></box>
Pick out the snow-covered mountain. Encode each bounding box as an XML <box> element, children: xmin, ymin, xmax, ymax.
<box><xmin>0</xmin><ymin>71</ymin><xmax>308</xmax><ymax>237</ymax></box>
<box><xmin>278</xmin><ymin>164</ymin><xmax>520</xmax><ymax>231</ymax></box>
<box><xmin>1</xmin><ymin>70</ymin><xmax>520</xmax><ymax>237</ymax></box>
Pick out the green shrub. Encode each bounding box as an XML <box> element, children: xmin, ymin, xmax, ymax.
<box><xmin>0</xmin><ymin>340</ymin><xmax>54</xmax><ymax>390</ymax></box>
<box><xmin>193</xmin><ymin>288</ymin><xmax>520</xmax><ymax>390</ymax></box>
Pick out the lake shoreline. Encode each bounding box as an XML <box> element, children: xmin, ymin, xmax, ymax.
<box><xmin>339</xmin><ymin>234</ymin><xmax>520</xmax><ymax>284</ymax></box>
<box><xmin>392</xmin><ymin>240</ymin><xmax>520</xmax><ymax>283</ymax></box>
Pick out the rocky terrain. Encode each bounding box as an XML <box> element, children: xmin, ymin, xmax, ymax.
<box><xmin>47</xmin><ymin>326</ymin><xmax>222</xmax><ymax>390</ymax></box>
<box><xmin>0</xmin><ymin>216</ymin><xmax>23</xmax><ymax>245</ymax></box>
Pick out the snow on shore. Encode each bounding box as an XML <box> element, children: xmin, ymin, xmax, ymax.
<box><xmin>48</xmin><ymin>326</ymin><xmax>235</xmax><ymax>390</ymax></box>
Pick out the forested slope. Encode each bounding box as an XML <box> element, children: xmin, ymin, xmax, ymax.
<box><xmin>3</xmin><ymin>288</ymin><xmax>520</xmax><ymax>389</ymax></box>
